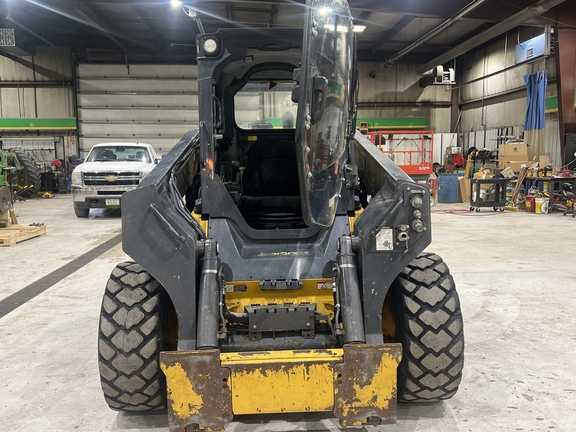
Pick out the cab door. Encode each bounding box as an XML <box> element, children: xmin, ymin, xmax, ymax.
<box><xmin>295</xmin><ymin>0</ymin><xmax>355</xmax><ymax>228</ymax></box>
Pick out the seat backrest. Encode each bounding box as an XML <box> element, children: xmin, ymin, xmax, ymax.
<box><xmin>242</xmin><ymin>140</ymin><xmax>299</xmax><ymax>197</ymax></box>
<box><xmin>102</xmin><ymin>149</ymin><xmax>116</xmax><ymax>160</ymax></box>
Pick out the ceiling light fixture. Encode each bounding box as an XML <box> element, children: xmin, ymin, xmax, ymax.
<box><xmin>353</xmin><ymin>25</ymin><xmax>366</xmax><ymax>33</ymax></box>
<box><xmin>170</xmin><ymin>0</ymin><xmax>182</xmax><ymax>9</ymax></box>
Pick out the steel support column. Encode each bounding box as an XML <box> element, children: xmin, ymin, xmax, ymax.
<box><xmin>555</xmin><ymin>27</ymin><xmax>576</xmax><ymax>157</ymax></box>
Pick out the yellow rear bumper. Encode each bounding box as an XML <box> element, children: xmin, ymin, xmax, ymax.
<box><xmin>160</xmin><ymin>344</ymin><xmax>402</xmax><ymax>431</ymax></box>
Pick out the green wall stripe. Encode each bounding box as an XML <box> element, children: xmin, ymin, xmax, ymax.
<box><xmin>0</xmin><ymin>118</ymin><xmax>77</xmax><ymax>130</ymax></box>
<box><xmin>544</xmin><ymin>91</ymin><xmax>576</xmax><ymax>113</ymax></box>
<box><xmin>262</xmin><ymin>117</ymin><xmax>428</xmax><ymax>129</ymax></box>
<box><xmin>356</xmin><ymin>117</ymin><xmax>428</xmax><ymax>129</ymax></box>
<box><xmin>545</xmin><ymin>95</ymin><xmax>558</xmax><ymax>113</ymax></box>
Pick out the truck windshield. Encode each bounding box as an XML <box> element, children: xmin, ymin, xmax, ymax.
<box><xmin>86</xmin><ymin>146</ymin><xmax>151</xmax><ymax>163</ymax></box>
<box><xmin>234</xmin><ymin>81</ymin><xmax>298</xmax><ymax>130</ymax></box>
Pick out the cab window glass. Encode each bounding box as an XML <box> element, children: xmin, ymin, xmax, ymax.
<box><xmin>234</xmin><ymin>81</ymin><xmax>298</xmax><ymax>130</ymax></box>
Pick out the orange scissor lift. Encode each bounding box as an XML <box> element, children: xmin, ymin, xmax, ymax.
<box><xmin>365</xmin><ymin>130</ymin><xmax>437</xmax><ymax>203</ymax></box>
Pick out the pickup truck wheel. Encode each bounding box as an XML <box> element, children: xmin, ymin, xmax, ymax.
<box><xmin>98</xmin><ymin>262</ymin><xmax>169</xmax><ymax>411</ymax></box>
<box><xmin>9</xmin><ymin>148</ymin><xmax>41</xmax><ymax>196</ymax></box>
<box><xmin>74</xmin><ymin>205</ymin><xmax>89</xmax><ymax>218</ymax></box>
<box><xmin>392</xmin><ymin>252</ymin><xmax>464</xmax><ymax>402</ymax></box>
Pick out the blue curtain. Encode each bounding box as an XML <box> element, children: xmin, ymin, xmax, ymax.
<box><xmin>524</xmin><ymin>70</ymin><xmax>547</xmax><ymax>131</ymax></box>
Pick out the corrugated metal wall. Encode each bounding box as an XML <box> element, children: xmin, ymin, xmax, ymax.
<box><xmin>0</xmin><ymin>46</ymin><xmax>74</xmax><ymax>119</ymax></box>
<box><xmin>459</xmin><ymin>27</ymin><xmax>561</xmax><ymax>167</ymax></box>
<box><xmin>356</xmin><ymin>62</ymin><xmax>451</xmax><ymax>133</ymax></box>
<box><xmin>76</xmin><ymin>64</ymin><xmax>199</xmax><ymax>156</ymax></box>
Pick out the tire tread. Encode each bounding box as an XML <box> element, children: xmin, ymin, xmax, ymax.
<box><xmin>98</xmin><ymin>261</ymin><xmax>167</xmax><ymax>411</ymax></box>
<box><xmin>393</xmin><ymin>252</ymin><xmax>465</xmax><ymax>402</ymax></box>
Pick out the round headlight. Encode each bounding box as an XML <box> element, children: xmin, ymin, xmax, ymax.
<box><xmin>203</xmin><ymin>38</ymin><xmax>218</xmax><ymax>54</ymax></box>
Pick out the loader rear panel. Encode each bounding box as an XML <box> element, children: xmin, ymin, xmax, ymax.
<box><xmin>225</xmin><ymin>278</ymin><xmax>334</xmax><ymax>318</ymax></box>
<box><xmin>160</xmin><ymin>344</ymin><xmax>402</xmax><ymax>431</ymax></box>
<box><xmin>222</xmin><ymin>349</ymin><xmax>342</xmax><ymax>414</ymax></box>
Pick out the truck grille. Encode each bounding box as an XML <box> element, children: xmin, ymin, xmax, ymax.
<box><xmin>83</xmin><ymin>171</ymin><xmax>140</xmax><ymax>186</ymax></box>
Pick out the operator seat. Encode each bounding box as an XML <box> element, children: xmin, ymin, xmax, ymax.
<box><xmin>240</xmin><ymin>139</ymin><xmax>303</xmax><ymax>229</ymax></box>
<box><xmin>102</xmin><ymin>149</ymin><xmax>116</xmax><ymax>160</ymax></box>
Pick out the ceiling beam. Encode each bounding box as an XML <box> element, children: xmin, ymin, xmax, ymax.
<box><xmin>130</xmin><ymin>2</ymin><xmax>164</xmax><ymax>44</ymax></box>
<box><xmin>74</xmin><ymin>1</ymin><xmax>128</xmax><ymax>52</ymax></box>
<box><xmin>354</xmin><ymin>10</ymin><xmax>372</xmax><ymax>25</ymax></box>
<box><xmin>416</xmin><ymin>0</ymin><xmax>567</xmax><ymax>75</ymax></box>
<box><xmin>370</xmin><ymin>15</ymin><xmax>415</xmax><ymax>55</ymax></box>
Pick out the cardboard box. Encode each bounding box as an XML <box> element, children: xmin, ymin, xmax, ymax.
<box><xmin>458</xmin><ymin>177</ymin><xmax>470</xmax><ymax>202</ymax></box>
<box><xmin>473</xmin><ymin>169</ymin><xmax>493</xmax><ymax>180</ymax></box>
<box><xmin>504</xmin><ymin>161</ymin><xmax>531</xmax><ymax>172</ymax></box>
<box><xmin>499</xmin><ymin>154</ymin><xmax>531</xmax><ymax>167</ymax></box>
<box><xmin>499</xmin><ymin>142</ymin><xmax>528</xmax><ymax>158</ymax></box>
<box><xmin>539</xmin><ymin>155</ymin><xmax>550</xmax><ymax>167</ymax></box>
<box><xmin>500</xmin><ymin>166</ymin><xmax>515</xmax><ymax>178</ymax></box>
<box><xmin>499</xmin><ymin>158</ymin><xmax>530</xmax><ymax>172</ymax></box>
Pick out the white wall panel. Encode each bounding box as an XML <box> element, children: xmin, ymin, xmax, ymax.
<box><xmin>78</xmin><ymin>79</ymin><xmax>198</xmax><ymax>93</ymax></box>
<box><xmin>77</xmin><ymin>64</ymin><xmax>199</xmax><ymax>155</ymax></box>
<box><xmin>77</xmin><ymin>64</ymin><xmax>197</xmax><ymax>79</ymax></box>
<box><xmin>544</xmin><ymin>116</ymin><xmax>561</xmax><ymax>167</ymax></box>
<box><xmin>78</xmin><ymin>109</ymin><xmax>198</xmax><ymax>122</ymax></box>
<box><xmin>35</xmin><ymin>88</ymin><xmax>74</xmax><ymax>118</ymax></box>
<box><xmin>80</xmin><ymin>123</ymin><xmax>193</xmax><ymax>136</ymax></box>
<box><xmin>80</xmin><ymin>136</ymin><xmax>195</xmax><ymax>155</ymax></box>
<box><xmin>77</xmin><ymin>93</ymin><xmax>197</xmax><ymax>108</ymax></box>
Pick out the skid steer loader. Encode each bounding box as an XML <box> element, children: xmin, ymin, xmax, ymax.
<box><xmin>97</xmin><ymin>0</ymin><xmax>464</xmax><ymax>430</ymax></box>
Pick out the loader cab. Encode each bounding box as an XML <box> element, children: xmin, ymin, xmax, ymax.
<box><xmin>229</xmin><ymin>63</ymin><xmax>304</xmax><ymax>230</ymax></box>
<box><xmin>195</xmin><ymin>3</ymin><xmax>357</xmax><ymax>233</ymax></box>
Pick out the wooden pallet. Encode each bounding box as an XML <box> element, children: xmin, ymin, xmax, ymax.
<box><xmin>0</xmin><ymin>224</ymin><xmax>46</xmax><ymax>246</ymax></box>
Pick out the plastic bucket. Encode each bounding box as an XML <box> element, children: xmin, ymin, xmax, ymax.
<box><xmin>535</xmin><ymin>197</ymin><xmax>549</xmax><ymax>214</ymax></box>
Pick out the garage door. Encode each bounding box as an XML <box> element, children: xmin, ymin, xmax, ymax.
<box><xmin>77</xmin><ymin>64</ymin><xmax>198</xmax><ymax>157</ymax></box>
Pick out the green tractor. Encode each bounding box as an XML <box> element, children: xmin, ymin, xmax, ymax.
<box><xmin>0</xmin><ymin>148</ymin><xmax>41</xmax><ymax>205</ymax></box>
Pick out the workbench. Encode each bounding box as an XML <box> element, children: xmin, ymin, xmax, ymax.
<box><xmin>523</xmin><ymin>176</ymin><xmax>575</xmax><ymax>195</ymax></box>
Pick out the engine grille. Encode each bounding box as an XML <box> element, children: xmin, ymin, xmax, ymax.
<box><xmin>83</xmin><ymin>171</ymin><xmax>140</xmax><ymax>186</ymax></box>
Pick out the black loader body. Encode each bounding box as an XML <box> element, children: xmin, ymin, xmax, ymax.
<box><xmin>98</xmin><ymin>1</ymin><xmax>464</xmax><ymax>430</ymax></box>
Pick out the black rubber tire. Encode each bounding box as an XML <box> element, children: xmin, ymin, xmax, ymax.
<box><xmin>392</xmin><ymin>252</ymin><xmax>464</xmax><ymax>402</ymax></box>
<box><xmin>98</xmin><ymin>262</ymin><xmax>169</xmax><ymax>411</ymax></box>
<box><xmin>9</xmin><ymin>148</ymin><xmax>41</xmax><ymax>195</ymax></box>
<box><xmin>74</xmin><ymin>205</ymin><xmax>89</xmax><ymax>218</ymax></box>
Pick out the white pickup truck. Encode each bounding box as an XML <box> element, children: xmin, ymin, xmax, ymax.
<box><xmin>71</xmin><ymin>142</ymin><xmax>159</xmax><ymax>217</ymax></box>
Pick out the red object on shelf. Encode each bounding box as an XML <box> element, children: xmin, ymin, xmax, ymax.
<box><xmin>452</xmin><ymin>153</ymin><xmax>464</xmax><ymax>167</ymax></box>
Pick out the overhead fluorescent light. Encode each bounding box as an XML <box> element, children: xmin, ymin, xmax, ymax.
<box><xmin>170</xmin><ymin>0</ymin><xmax>182</xmax><ymax>8</ymax></box>
<box><xmin>353</xmin><ymin>25</ymin><xmax>366</xmax><ymax>33</ymax></box>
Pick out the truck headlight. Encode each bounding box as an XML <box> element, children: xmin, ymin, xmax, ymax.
<box><xmin>72</xmin><ymin>169</ymin><xmax>82</xmax><ymax>186</ymax></box>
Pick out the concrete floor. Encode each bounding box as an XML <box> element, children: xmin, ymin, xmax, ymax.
<box><xmin>1</xmin><ymin>194</ymin><xmax>576</xmax><ymax>431</ymax></box>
